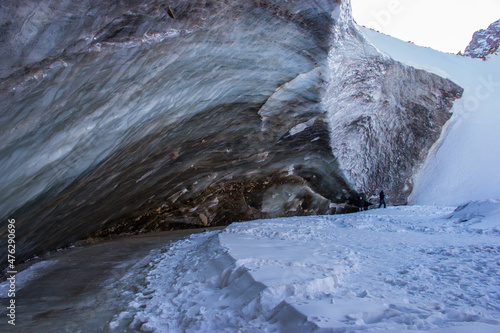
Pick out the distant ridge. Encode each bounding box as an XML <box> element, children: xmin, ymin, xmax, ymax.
<box><xmin>464</xmin><ymin>19</ymin><xmax>500</xmax><ymax>59</ymax></box>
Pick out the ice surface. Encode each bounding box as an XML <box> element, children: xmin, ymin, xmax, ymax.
<box><xmin>0</xmin><ymin>260</ymin><xmax>58</xmax><ymax>298</ymax></box>
<box><xmin>1</xmin><ymin>0</ymin><xmax>357</xmax><ymax>265</ymax></box>
<box><xmin>118</xmin><ymin>203</ymin><xmax>500</xmax><ymax>332</ymax></box>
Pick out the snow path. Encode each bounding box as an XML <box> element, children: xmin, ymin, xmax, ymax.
<box><xmin>116</xmin><ymin>203</ymin><xmax>500</xmax><ymax>332</ymax></box>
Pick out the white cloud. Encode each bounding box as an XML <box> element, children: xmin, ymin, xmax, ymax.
<box><xmin>351</xmin><ymin>0</ymin><xmax>500</xmax><ymax>53</ymax></box>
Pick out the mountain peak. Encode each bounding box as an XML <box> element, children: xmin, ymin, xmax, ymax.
<box><xmin>463</xmin><ymin>19</ymin><xmax>500</xmax><ymax>59</ymax></box>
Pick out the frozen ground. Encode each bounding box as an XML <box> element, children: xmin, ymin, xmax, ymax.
<box><xmin>0</xmin><ymin>229</ymin><xmax>214</xmax><ymax>332</ymax></box>
<box><xmin>114</xmin><ymin>201</ymin><xmax>500</xmax><ymax>332</ymax></box>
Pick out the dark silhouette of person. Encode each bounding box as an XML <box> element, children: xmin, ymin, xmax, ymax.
<box><xmin>379</xmin><ymin>190</ymin><xmax>386</xmax><ymax>208</ymax></box>
<box><xmin>358</xmin><ymin>196</ymin><xmax>365</xmax><ymax>211</ymax></box>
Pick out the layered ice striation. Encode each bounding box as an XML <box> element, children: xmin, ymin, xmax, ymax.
<box><xmin>0</xmin><ymin>0</ymin><xmax>462</xmax><ymax>263</ymax></box>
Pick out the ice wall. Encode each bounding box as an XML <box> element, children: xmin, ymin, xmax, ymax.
<box><xmin>1</xmin><ymin>0</ymin><xmax>354</xmax><ymax>263</ymax></box>
<box><xmin>0</xmin><ymin>0</ymin><xmax>462</xmax><ymax>264</ymax></box>
<box><xmin>323</xmin><ymin>19</ymin><xmax>463</xmax><ymax>204</ymax></box>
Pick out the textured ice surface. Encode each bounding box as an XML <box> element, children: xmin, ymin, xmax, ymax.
<box><xmin>1</xmin><ymin>0</ymin><xmax>349</xmax><ymax>263</ymax></box>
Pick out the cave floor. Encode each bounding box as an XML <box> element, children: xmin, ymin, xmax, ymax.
<box><xmin>1</xmin><ymin>227</ymin><xmax>224</xmax><ymax>332</ymax></box>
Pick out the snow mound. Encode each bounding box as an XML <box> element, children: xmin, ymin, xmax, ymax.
<box><xmin>448</xmin><ymin>199</ymin><xmax>500</xmax><ymax>234</ymax></box>
<box><xmin>114</xmin><ymin>206</ymin><xmax>500</xmax><ymax>332</ymax></box>
<box><xmin>450</xmin><ymin>199</ymin><xmax>500</xmax><ymax>221</ymax></box>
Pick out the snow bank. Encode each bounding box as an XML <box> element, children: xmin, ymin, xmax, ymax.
<box><xmin>114</xmin><ymin>204</ymin><xmax>500</xmax><ymax>332</ymax></box>
<box><xmin>359</xmin><ymin>27</ymin><xmax>500</xmax><ymax>206</ymax></box>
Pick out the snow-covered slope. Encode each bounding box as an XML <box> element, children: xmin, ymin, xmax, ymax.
<box><xmin>359</xmin><ymin>27</ymin><xmax>500</xmax><ymax>206</ymax></box>
<box><xmin>113</xmin><ymin>201</ymin><xmax>500</xmax><ymax>332</ymax></box>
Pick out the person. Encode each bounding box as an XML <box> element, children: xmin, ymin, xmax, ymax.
<box><xmin>358</xmin><ymin>196</ymin><xmax>365</xmax><ymax>211</ymax></box>
<box><xmin>379</xmin><ymin>190</ymin><xmax>386</xmax><ymax>208</ymax></box>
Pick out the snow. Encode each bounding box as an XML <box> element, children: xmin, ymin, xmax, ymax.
<box><xmin>359</xmin><ymin>27</ymin><xmax>500</xmax><ymax>206</ymax></box>
<box><xmin>113</xmin><ymin>202</ymin><xmax>500</xmax><ymax>332</ymax></box>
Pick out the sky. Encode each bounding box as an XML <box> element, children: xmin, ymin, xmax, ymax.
<box><xmin>350</xmin><ymin>0</ymin><xmax>500</xmax><ymax>54</ymax></box>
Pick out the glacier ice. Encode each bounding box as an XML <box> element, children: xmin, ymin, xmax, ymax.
<box><xmin>0</xmin><ymin>0</ymin><xmax>462</xmax><ymax>264</ymax></box>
